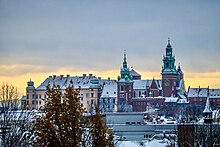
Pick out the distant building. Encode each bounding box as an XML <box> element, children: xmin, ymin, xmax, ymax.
<box><xmin>23</xmin><ymin>74</ymin><xmax>102</xmax><ymax>112</ymax></box>
<box><xmin>116</xmin><ymin>39</ymin><xmax>187</xmax><ymax>112</ymax></box>
<box><xmin>99</xmin><ymin>79</ymin><xmax>117</xmax><ymax>112</ymax></box>
<box><xmin>187</xmin><ymin>87</ymin><xmax>220</xmax><ymax>116</ymax></box>
<box><xmin>21</xmin><ymin>39</ymin><xmax>220</xmax><ymax>116</ymax></box>
<box><xmin>117</xmin><ymin>51</ymin><xmax>134</xmax><ymax>112</ymax></box>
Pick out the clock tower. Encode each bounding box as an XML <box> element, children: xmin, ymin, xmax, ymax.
<box><xmin>161</xmin><ymin>39</ymin><xmax>178</xmax><ymax>97</ymax></box>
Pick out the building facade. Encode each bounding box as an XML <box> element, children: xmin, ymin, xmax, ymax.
<box><xmin>21</xmin><ymin>39</ymin><xmax>220</xmax><ymax>116</ymax></box>
<box><xmin>23</xmin><ymin>74</ymin><xmax>102</xmax><ymax>112</ymax></box>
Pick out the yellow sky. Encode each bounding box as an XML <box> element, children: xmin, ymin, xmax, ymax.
<box><xmin>0</xmin><ymin>69</ymin><xmax>220</xmax><ymax>97</ymax></box>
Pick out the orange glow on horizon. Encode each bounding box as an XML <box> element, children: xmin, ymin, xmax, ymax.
<box><xmin>0</xmin><ymin>70</ymin><xmax>220</xmax><ymax>97</ymax></box>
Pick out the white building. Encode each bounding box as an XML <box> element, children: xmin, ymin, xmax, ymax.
<box><xmin>99</xmin><ymin>79</ymin><xmax>117</xmax><ymax>112</ymax></box>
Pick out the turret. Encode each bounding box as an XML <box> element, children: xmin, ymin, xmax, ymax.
<box><xmin>203</xmin><ymin>88</ymin><xmax>213</xmax><ymax>123</ymax></box>
<box><xmin>26</xmin><ymin>79</ymin><xmax>35</xmax><ymax>91</ymax></box>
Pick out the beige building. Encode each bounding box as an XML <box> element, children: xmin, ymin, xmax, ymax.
<box><xmin>23</xmin><ymin>74</ymin><xmax>101</xmax><ymax>112</ymax></box>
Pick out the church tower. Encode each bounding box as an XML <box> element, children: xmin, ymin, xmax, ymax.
<box><xmin>117</xmin><ymin>50</ymin><xmax>133</xmax><ymax>112</ymax></box>
<box><xmin>161</xmin><ymin>39</ymin><xmax>178</xmax><ymax>97</ymax></box>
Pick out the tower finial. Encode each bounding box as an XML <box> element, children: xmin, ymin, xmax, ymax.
<box><xmin>123</xmin><ymin>49</ymin><xmax>127</xmax><ymax>68</ymax></box>
<box><xmin>168</xmin><ymin>37</ymin><xmax>170</xmax><ymax>43</ymax></box>
<box><xmin>124</xmin><ymin>49</ymin><xmax>127</xmax><ymax>62</ymax></box>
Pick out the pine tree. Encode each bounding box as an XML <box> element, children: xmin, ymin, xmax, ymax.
<box><xmin>34</xmin><ymin>85</ymin><xmax>86</xmax><ymax>147</ymax></box>
<box><xmin>34</xmin><ymin>85</ymin><xmax>63</xmax><ymax>146</ymax></box>
<box><xmin>89</xmin><ymin>107</ymin><xmax>114</xmax><ymax>147</ymax></box>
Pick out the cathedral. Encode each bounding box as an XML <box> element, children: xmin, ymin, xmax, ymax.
<box><xmin>116</xmin><ymin>39</ymin><xmax>186</xmax><ymax>112</ymax></box>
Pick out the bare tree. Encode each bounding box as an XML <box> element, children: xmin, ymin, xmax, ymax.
<box><xmin>0</xmin><ymin>82</ymin><xmax>33</xmax><ymax>147</ymax></box>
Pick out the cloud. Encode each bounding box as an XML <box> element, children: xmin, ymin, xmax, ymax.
<box><xmin>0</xmin><ymin>0</ymin><xmax>220</xmax><ymax>75</ymax></box>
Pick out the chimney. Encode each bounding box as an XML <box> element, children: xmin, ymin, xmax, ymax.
<box><xmin>53</xmin><ymin>75</ymin><xmax>56</xmax><ymax>79</ymax></box>
<box><xmin>67</xmin><ymin>74</ymin><xmax>70</xmax><ymax>77</ymax></box>
<box><xmin>108</xmin><ymin>77</ymin><xmax>110</xmax><ymax>80</ymax></box>
<box><xmin>83</xmin><ymin>74</ymin><xmax>86</xmax><ymax>78</ymax></box>
<box><xmin>49</xmin><ymin>76</ymin><xmax>52</xmax><ymax>78</ymax></box>
<box><xmin>98</xmin><ymin>77</ymin><xmax>101</xmax><ymax>80</ymax></box>
<box><xmin>89</xmin><ymin>74</ymin><xmax>93</xmax><ymax>77</ymax></box>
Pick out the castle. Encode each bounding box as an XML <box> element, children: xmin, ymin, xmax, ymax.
<box><xmin>21</xmin><ymin>39</ymin><xmax>220</xmax><ymax>116</ymax></box>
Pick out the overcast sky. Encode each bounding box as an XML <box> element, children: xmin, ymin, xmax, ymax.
<box><xmin>0</xmin><ymin>0</ymin><xmax>220</xmax><ymax>88</ymax></box>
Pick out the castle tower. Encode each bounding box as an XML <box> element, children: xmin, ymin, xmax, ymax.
<box><xmin>26</xmin><ymin>79</ymin><xmax>36</xmax><ymax>109</ymax></box>
<box><xmin>161</xmin><ymin>39</ymin><xmax>178</xmax><ymax>97</ymax></box>
<box><xmin>117</xmin><ymin>50</ymin><xmax>133</xmax><ymax>112</ymax></box>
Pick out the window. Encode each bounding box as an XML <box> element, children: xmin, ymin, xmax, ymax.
<box><xmin>36</xmin><ymin>95</ymin><xmax>38</xmax><ymax>99</ymax></box>
<box><xmin>133</xmin><ymin>91</ymin><xmax>136</xmax><ymax>97</ymax></box>
<box><xmin>139</xmin><ymin>91</ymin><xmax>141</xmax><ymax>97</ymax></box>
<box><xmin>113</xmin><ymin>98</ymin><xmax>115</xmax><ymax>104</ymax></box>
<box><xmin>36</xmin><ymin>100</ymin><xmax>38</xmax><ymax>105</ymax></box>
<box><xmin>81</xmin><ymin>97</ymin><xmax>83</xmax><ymax>101</ymax></box>
<box><xmin>26</xmin><ymin>101</ymin><xmax>29</xmax><ymax>105</ymax></box>
<box><xmin>121</xmin><ymin>85</ymin><xmax>124</xmax><ymax>91</ymax></box>
<box><xmin>39</xmin><ymin>94</ymin><xmax>41</xmax><ymax>99</ymax></box>
<box><xmin>166</xmin><ymin>62</ymin><xmax>169</xmax><ymax>68</ymax></box>
<box><xmin>106</xmin><ymin>92</ymin><xmax>109</xmax><ymax>94</ymax></box>
<box><xmin>91</xmin><ymin>93</ymin><xmax>94</xmax><ymax>98</ymax></box>
<box><xmin>44</xmin><ymin>94</ymin><xmax>47</xmax><ymax>98</ymax></box>
<box><xmin>91</xmin><ymin>100</ymin><xmax>94</xmax><ymax>105</ymax></box>
<box><xmin>81</xmin><ymin>104</ymin><xmax>83</xmax><ymax>107</ymax></box>
<box><xmin>91</xmin><ymin>89</ymin><xmax>93</xmax><ymax>91</ymax></box>
<box><xmin>32</xmin><ymin>94</ymin><xmax>35</xmax><ymax>99</ymax></box>
<box><xmin>27</xmin><ymin>94</ymin><xmax>29</xmax><ymax>99</ymax></box>
<box><xmin>126</xmin><ymin>122</ymin><xmax>130</xmax><ymax>125</ymax></box>
<box><xmin>32</xmin><ymin>100</ymin><xmax>35</xmax><ymax>105</ymax></box>
<box><xmin>86</xmin><ymin>93</ymin><xmax>89</xmax><ymax>98</ymax></box>
<box><xmin>39</xmin><ymin>101</ymin><xmax>41</xmax><ymax>105</ymax></box>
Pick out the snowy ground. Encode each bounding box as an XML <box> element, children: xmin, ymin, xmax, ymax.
<box><xmin>116</xmin><ymin>140</ymin><xmax>168</xmax><ymax>147</ymax></box>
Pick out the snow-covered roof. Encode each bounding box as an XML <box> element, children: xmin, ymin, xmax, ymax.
<box><xmin>130</xmin><ymin>69</ymin><xmax>141</xmax><ymax>76</ymax></box>
<box><xmin>164</xmin><ymin>97</ymin><xmax>178</xmax><ymax>103</ymax></box>
<box><xmin>133</xmin><ymin>80</ymin><xmax>147</xmax><ymax>90</ymax></box>
<box><xmin>203</xmin><ymin>97</ymin><xmax>212</xmax><ymax>113</ymax></box>
<box><xmin>187</xmin><ymin>88</ymin><xmax>208</xmax><ymax>97</ymax></box>
<box><xmin>133</xmin><ymin>79</ymin><xmax>162</xmax><ymax>90</ymax></box>
<box><xmin>36</xmin><ymin>75</ymin><xmax>101</xmax><ymax>90</ymax></box>
<box><xmin>101</xmin><ymin>80</ymin><xmax>117</xmax><ymax>98</ymax></box>
<box><xmin>177</xmin><ymin>98</ymin><xmax>189</xmax><ymax>104</ymax></box>
<box><xmin>209</xmin><ymin>89</ymin><xmax>220</xmax><ymax>98</ymax></box>
<box><xmin>188</xmin><ymin>88</ymin><xmax>220</xmax><ymax>98</ymax></box>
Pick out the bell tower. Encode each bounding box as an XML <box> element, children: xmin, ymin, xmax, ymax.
<box><xmin>117</xmin><ymin>50</ymin><xmax>133</xmax><ymax>112</ymax></box>
<box><xmin>161</xmin><ymin>38</ymin><xmax>178</xmax><ymax>97</ymax></box>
